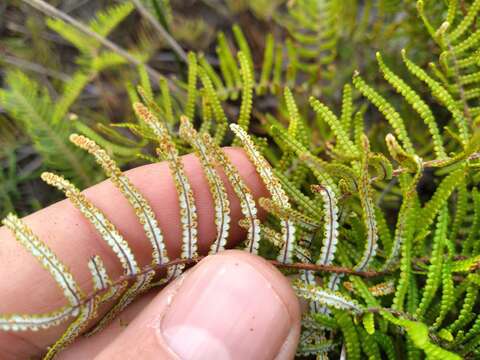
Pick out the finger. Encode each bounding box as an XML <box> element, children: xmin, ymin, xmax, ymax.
<box><xmin>62</xmin><ymin>250</ymin><xmax>301</xmax><ymax>360</ymax></box>
<box><xmin>0</xmin><ymin>148</ymin><xmax>267</xmax><ymax>359</ymax></box>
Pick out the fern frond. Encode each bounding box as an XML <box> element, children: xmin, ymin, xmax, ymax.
<box><xmin>87</xmin><ymin>271</ymin><xmax>154</xmax><ymax>336</ymax></box>
<box><xmin>312</xmin><ymin>184</ymin><xmax>339</xmax><ymax>266</ymax></box>
<box><xmin>334</xmin><ymin>310</ymin><xmax>361</xmax><ymax>360</ymax></box>
<box><xmin>373</xmin><ymin>333</ymin><xmax>396</xmax><ymax>360</ymax></box>
<box><xmin>88</xmin><ymin>255</ymin><xmax>112</xmax><ymax>293</ymax></box>
<box><xmin>216</xmin><ymin>32</ymin><xmax>241</xmax><ymax>96</ymax></box>
<box><xmin>376</xmin><ymin>52</ymin><xmax>446</xmax><ymax>158</ymax></box>
<box><xmin>355</xmin><ymin>136</ymin><xmax>378</xmax><ymax>271</ymax></box>
<box><xmin>88</xmin><ymin>2</ymin><xmax>135</xmax><ymax>38</ymax></box>
<box><xmin>391</xmin><ymin>175</ymin><xmax>421</xmax><ymax>310</ymax></box>
<box><xmin>401</xmin><ymin>50</ymin><xmax>469</xmax><ymax>145</ymax></box>
<box><xmin>297</xmin><ymin>339</ymin><xmax>336</xmax><ymax>356</ymax></box>
<box><xmin>158</xmin><ymin>77</ymin><xmax>175</xmax><ymax>125</ymax></box>
<box><xmin>52</xmin><ymin>71</ymin><xmax>91</xmax><ymax>125</ymax></box>
<box><xmin>294</xmin><ymin>281</ymin><xmax>363</xmax><ymax>314</ymax></box>
<box><xmin>369</xmin><ymin>280</ymin><xmax>395</xmax><ymax>297</ymax></box>
<box><xmin>450</xmin><ymin>180</ymin><xmax>467</xmax><ymax>242</ymax></box>
<box><xmin>185</xmin><ymin>52</ymin><xmax>198</xmax><ymax>120</ymax></box>
<box><xmin>231</xmin><ymin>123</ymin><xmax>295</xmax><ymax>262</ymax></box>
<box><xmin>179</xmin><ymin>117</ymin><xmax>230</xmax><ymax>254</ymax></box>
<box><xmin>258</xmin><ymin>33</ymin><xmax>275</xmax><ymax>94</ymax></box>
<box><xmin>418</xmin><ymin>167</ymin><xmax>465</xmax><ymax>238</ymax></box>
<box><xmin>270</xmin><ymin>124</ymin><xmax>337</xmax><ymax>192</ymax></box>
<box><xmin>46</xmin><ymin>19</ymin><xmax>93</xmax><ymax>53</ymax></box>
<box><xmin>1</xmin><ymin>213</ymin><xmax>102</xmax><ymax>359</ymax></box>
<box><xmin>232</xmin><ymin>25</ymin><xmax>254</xmax><ymax>74</ymax></box>
<box><xmin>273</xmin><ymin>170</ymin><xmax>323</xmax><ymax>220</ymax></box>
<box><xmin>2</xmin><ymin>214</ymin><xmax>84</xmax><ymax>306</ymax></box>
<box><xmin>416</xmin><ymin>206</ymin><xmax>448</xmax><ymax>318</ymax></box>
<box><xmin>134</xmin><ymin>103</ymin><xmax>198</xmax><ymax>259</ymax></box>
<box><xmin>463</xmin><ymin>188</ymin><xmax>480</xmax><ymax>255</ymax></box>
<box><xmin>41</xmin><ymin>172</ymin><xmax>139</xmax><ymax>275</ymax></box>
<box><xmin>44</xmin><ymin>298</ymin><xmax>98</xmax><ymax>360</ymax></box>
<box><xmin>447</xmin><ymin>0</ymin><xmax>480</xmax><ymax>42</ymax></box>
<box><xmin>200</xmin><ymin>131</ymin><xmax>261</xmax><ymax>253</ymax></box>
<box><xmin>0</xmin><ymin>306</ymin><xmax>76</xmax><ymax>332</ymax></box>
<box><xmin>0</xmin><ymin>70</ymin><xmax>93</xmax><ymax>185</ymax></box>
<box><xmin>449</xmin><ymin>284</ymin><xmax>477</xmax><ymax>333</ymax></box>
<box><xmin>47</xmin><ymin>2</ymin><xmax>134</xmax><ymax>53</ymax></box>
<box><xmin>284</xmin><ymin>87</ymin><xmax>301</xmax><ymax>139</ymax></box>
<box><xmin>451</xmin><ymin>28</ymin><xmax>480</xmax><ymax>56</ymax></box>
<box><xmin>353</xmin><ymin>71</ymin><xmax>414</xmax><ymax>154</ymax></box>
<box><xmin>310</xmin><ymin>96</ymin><xmax>358</xmax><ymax>156</ymax></box>
<box><xmin>198</xmin><ymin>68</ymin><xmax>229</xmax><ymax>143</ymax></box>
<box><xmin>236</xmin><ymin>52</ymin><xmax>254</xmax><ymax>133</ymax></box>
<box><xmin>362</xmin><ymin>312</ymin><xmax>375</xmax><ymax>335</ymax></box>
<box><xmin>70</xmin><ymin>134</ymin><xmax>169</xmax><ymax>266</ymax></box>
<box><xmin>433</xmin><ymin>260</ymin><xmax>455</xmax><ymax>328</ymax></box>
<box><xmin>382</xmin><ymin>313</ymin><xmax>462</xmax><ymax>360</ymax></box>
<box><xmin>340</xmin><ymin>84</ymin><xmax>353</xmax><ymax>133</ymax></box>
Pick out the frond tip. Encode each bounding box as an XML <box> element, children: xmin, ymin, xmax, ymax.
<box><xmin>2</xmin><ymin>214</ymin><xmax>84</xmax><ymax>307</ymax></box>
<box><xmin>70</xmin><ymin>133</ymin><xmax>169</xmax><ymax>266</ymax></box>
<box><xmin>133</xmin><ymin>102</ymin><xmax>198</xmax><ymax>260</ymax></box>
<box><xmin>201</xmin><ymin>130</ymin><xmax>261</xmax><ymax>253</ymax></box>
<box><xmin>179</xmin><ymin>116</ymin><xmax>231</xmax><ymax>254</ymax></box>
<box><xmin>230</xmin><ymin>123</ymin><xmax>296</xmax><ymax>263</ymax></box>
<box><xmin>40</xmin><ymin>172</ymin><xmax>139</xmax><ymax>276</ymax></box>
<box><xmin>312</xmin><ymin>184</ymin><xmax>339</xmax><ymax>266</ymax></box>
<box><xmin>294</xmin><ymin>281</ymin><xmax>363</xmax><ymax>314</ymax></box>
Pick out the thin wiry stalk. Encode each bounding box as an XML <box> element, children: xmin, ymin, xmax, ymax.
<box><xmin>22</xmin><ymin>0</ymin><xmax>163</xmax><ymax>81</ymax></box>
<box><xmin>129</xmin><ymin>0</ymin><xmax>188</xmax><ymax>62</ymax></box>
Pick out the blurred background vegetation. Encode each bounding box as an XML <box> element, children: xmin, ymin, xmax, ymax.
<box><xmin>0</xmin><ymin>0</ymin><xmax>445</xmax><ymax>217</ymax></box>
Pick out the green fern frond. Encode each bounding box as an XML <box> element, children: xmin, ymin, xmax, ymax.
<box><xmin>353</xmin><ymin>71</ymin><xmax>415</xmax><ymax>154</ymax></box>
<box><xmin>236</xmin><ymin>51</ymin><xmax>254</xmax><ymax>132</ymax></box>
<box><xmin>334</xmin><ymin>310</ymin><xmax>361</xmax><ymax>360</ymax></box>
<box><xmin>185</xmin><ymin>52</ymin><xmax>198</xmax><ymax>120</ymax></box>
<box><xmin>310</xmin><ymin>96</ymin><xmax>359</xmax><ymax>156</ymax></box>
<box><xmin>376</xmin><ymin>52</ymin><xmax>446</xmax><ymax>158</ymax></box>
<box><xmin>382</xmin><ymin>312</ymin><xmax>462</xmax><ymax>359</ymax></box>
<box><xmin>0</xmin><ymin>70</ymin><xmax>94</xmax><ymax>186</ymax></box>
<box><xmin>416</xmin><ymin>206</ymin><xmax>448</xmax><ymax>319</ymax></box>
<box><xmin>401</xmin><ymin>50</ymin><xmax>469</xmax><ymax>146</ymax></box>
<box><xmin>198</xmin><ymin>67</ymin><xmax>228</xmax><ymax>143</ymax></box>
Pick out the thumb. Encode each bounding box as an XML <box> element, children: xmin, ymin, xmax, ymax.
<box><xmin>97</xmin><ymin>250</ymin><xmax>301</xmax><ymax>359</ymax></box>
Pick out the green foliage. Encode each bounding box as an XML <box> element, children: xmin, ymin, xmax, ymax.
<box><xmin>416</xmin><ymin>207</ymin><xmax>448</xmax><ymax>319</ymax></box>
<box><xmin>0</xmin><ymin>70</ymin><xmax>96</xmax><ymax>187</ymax></box>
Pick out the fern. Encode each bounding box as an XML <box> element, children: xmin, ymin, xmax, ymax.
<box><xmin>416</xmin><ymin>207</ymin><xmax>448</xmax><ymax>319</ymax></box>
<box><xmin>0</xmin><ymin>70</ymin><xmax>95</xmax><ymax>186</ymax></box>
<box><xmin>4</xmin><ymin>2</ymin><xmax>480</xmax><ymax>359</ymax></box>
<box><xmin>353</xmin><ymin>71</ymin><xmax>415</xmax><ymax>154</ymax></box>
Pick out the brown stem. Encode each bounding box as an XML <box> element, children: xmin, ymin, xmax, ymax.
<box><xmin>77</xmin><ymin>256</ymin><xmax>388</xmax><ymax>308</ymax></box>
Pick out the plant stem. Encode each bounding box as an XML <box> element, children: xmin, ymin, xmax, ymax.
<box><xmin>130</xmin><ymin>0</ymin><xmax>188</xmax><ymax>62</ymax></box>
<box><xmin>72</xmin><ymin>256</ymin><xmax>388</xmax><ymax>311</ymax></box>
<box><xmin>22</xmin><ymin>0</ymin><xmax>163</xmax><ymax>81</ymax></box>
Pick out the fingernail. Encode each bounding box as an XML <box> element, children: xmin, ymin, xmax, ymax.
<box><xmin>160</xmin><ymin>255</ymin><xmax>292</xmax><ymax>360</ymax></box>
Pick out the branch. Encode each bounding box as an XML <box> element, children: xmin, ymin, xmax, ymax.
<box><xmin>74</xmin><ymin>255</ymin><xmax>387</xmax><ymax>310</ymax></box>
<box><xmin>1</xmin><ymin>54</ymin><xmax>71</xmax><ymax>82</ymax></box>
<box><xmin>130</xmin><ymin>0</ymin><xmax>188</xmax><ymax>62</ymax></box>
<box><xmin>269</xmin><ymin>260</ymin><xmax>386</xmax><ymax>277</ymax></box>
<box><xmin>22</xmin><ymin>0</ymin><xmax>163</xmax><ymax>82</ymax></box>
<box><xmin>371</xmin><ymin>152</ymin><xmax>480</xmax><ymax>182</ymax></box>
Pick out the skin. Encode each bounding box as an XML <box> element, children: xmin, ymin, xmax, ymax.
<box><xmin>0</xmin><ymin>148</ymin><xmax>301</xmax><ymax>359</ymax></box>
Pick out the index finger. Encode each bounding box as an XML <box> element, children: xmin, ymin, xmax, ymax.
<box><xmin>0</xmin><ymin>148</ymin><xmax>267</xmax><ymax>359</ymax></box>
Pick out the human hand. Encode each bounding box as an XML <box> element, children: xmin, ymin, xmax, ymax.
<box><xmin>0</xmin><ymin>148</ymin><xmax>301</xmax><ymax>359</ymax></box>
